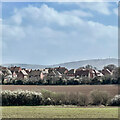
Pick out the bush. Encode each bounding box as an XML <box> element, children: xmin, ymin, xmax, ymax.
<box><xmin>66</xmin><ymin>92</ymin><xmax>88</xmax><ymax>106</ymax></box>
<box><xmin>2</xmin><ymin>90</ymin><xmax>43</xmax><ymax>106</ymax></box>
<box><xmin>77</xmin><ymin>93</ymin><xmax>88</xmax><ymax>106</ymax></box>
<box><xmin>109</xmin><ymin>95</ymin><xmax>120</xmax><ymax>106</ymax></box>
<box><xmin>41</xmin><ymin>89</ymin><xmax>54</xmax><ymax>105</ymax></box>
<box><xmin>90</xmin><ymin>90</ymin><xmax>109</xmax><ymax>105</ymax></box>
<box><xmin>41</xmin><ymin>89</ymin><xmax>66</xmax><ymax>105</ymax></box>
<box><xmin>51</xmin><ymin>92</ymin><xmax>66</xmax><ymax>105</ymax></box>
<box><xmin>68</xmin><ymin>93</ymin><xmax>78</xmax><ymax>105</ymax></box>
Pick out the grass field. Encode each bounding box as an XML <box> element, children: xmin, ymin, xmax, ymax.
<box><xmin>1</xmin><ymin>85</ymin><xmax>119</xmax><ymax>97</ymax></box>
<box><xmin>1</xmin><ymin>106</ymin><xmax>119</xmax><ymax>118</ymax></box>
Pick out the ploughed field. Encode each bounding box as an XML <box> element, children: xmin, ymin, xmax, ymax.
<box><xmin>1</xmin><ymin>85</ymin><xmax>119</xmax><ymax>97</ymax></box>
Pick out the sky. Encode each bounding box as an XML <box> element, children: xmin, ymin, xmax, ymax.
<box><xmin>1</xmin><ymin>2</ymin><xmax>118</xmax><ymax>65</ymax></box>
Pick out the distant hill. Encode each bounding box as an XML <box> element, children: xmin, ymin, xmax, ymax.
<box><xmin>2</xmin><ymin>58</ymin><xmax>118</xmax><ymax>70</ymax></box>
<box><xmin>53</xmin><ymin>58</ymin><xmax>118</xmax><ymax>70</ymax></box>
<box><xmin>2</xmin><ymin>64</ymin><xmax>48</xmax><ymax>70</ymax></box>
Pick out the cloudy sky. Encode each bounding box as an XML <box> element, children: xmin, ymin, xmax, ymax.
<box><xmin>2</xmin><ymin>2</ymin><xmax>118</xmax><ymax>65</ymax></box>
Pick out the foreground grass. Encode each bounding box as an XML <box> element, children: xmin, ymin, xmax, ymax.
<box><xmin>1</xmin><ymin>106</ymin><xmax>119</xmax><ymax>118</ymax></box>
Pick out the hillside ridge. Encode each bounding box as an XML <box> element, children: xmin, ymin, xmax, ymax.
<box><xmin>2</xmin><ymin>58</ymin><xmax>118</xmax><ymax>70</ymax></box>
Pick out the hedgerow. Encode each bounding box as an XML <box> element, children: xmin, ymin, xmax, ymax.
<box><xmin>1</xmin><ymin>89</ymin><xmax>119</xmax><ymax>106</ymax></box>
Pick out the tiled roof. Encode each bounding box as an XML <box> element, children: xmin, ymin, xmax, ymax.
<box><xmin>21</xmin><ymin>70</ymin><xmax>28</xmax><ymax>76</ymax></box>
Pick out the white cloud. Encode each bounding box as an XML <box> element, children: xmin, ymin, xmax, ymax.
<box><xmin>77</xmin><ymin>2</ymin><xmax>112</xmax><ymax>15</ymax></box>
<box><xmin>113</xmin><ymin>8</ymin><xmax>118</xmax><ymax>15</ymax></box>
<box><xmin>63</xmin><ymin>9</ymin><xmax>93</xmax><ymax>17</ymax></box>
<box><xmin>3</xmin><ymin>4</ymin><xmax>117</xmax><ymax>64</ymax></box>
<box><xmin>4</xmin><ymin>4</ymin><xmax>117</xmax><ymax>41</ymax></box>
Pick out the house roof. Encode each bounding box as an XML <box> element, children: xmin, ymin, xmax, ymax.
<box><xmin>21</xmin><ymin>70</ymin><xmax>28</xmax><ymax>76</ymax></box>
<box><xmin>9</xmin><ymin>66</ymin><xmax>21</xmax><ymax>72</ymax></box>
<box><xmin>102</xmin><ymin>68</ymin><xmax>112</xmax><ymax>75</ymax></box>
<box><xmin>75</xmin><ymin>69</ymin><xmax>90</xmax><ymax>76</ymax></box>
<box><xmin>6</xmin><ymin>69</ymin><xmax>12</xmax><ymax>75</ymax></box>
<box><xmin>49</xmin><ymin>69</ymin><xmax>62</xmax><ymax>76</ymax></box>
<box><xmin>29</xmin><ymin>70</ymin><xmax>41</xmax><ymax>76</ymax></box>
<box><xmin>93</xmin><ymin>69</ymin><xmax>103</xmax><ymax>77</ymax></box>
<box><xmin>67</xmin><ymin>69</ymin><xmax>76</xmax><ymax>74</ymax></box>
<box><xmin>54</xmin><ymin>66</ymin><xmax>68</xmax><ymax>74</ymax></box>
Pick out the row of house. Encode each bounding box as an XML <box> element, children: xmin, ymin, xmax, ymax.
<box><xmin>0</xmin><ymin>65</ymin><xmax>114</xmax><ymax>83</ymax></box>
<box><xmin>66</xmin><ymin>67</ymin><xmax>113</xmax><ymax>78</ymax></box>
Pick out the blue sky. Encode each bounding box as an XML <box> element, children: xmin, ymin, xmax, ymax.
<box><xmin>2</xmin><ymin>2</ymin><xmax>118</xmax><ymax>65</ymax></box>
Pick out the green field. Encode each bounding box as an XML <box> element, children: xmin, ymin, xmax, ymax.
<box><xmin>1</xmin><ymin>106</ymin><xmax>119</xmax><ymax>118</ymax></box>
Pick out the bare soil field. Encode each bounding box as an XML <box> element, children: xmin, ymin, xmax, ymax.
<box><xmin>1</xmin><ymin>85</ymin><xmax>119</xmax><ymax>97</ymax></box>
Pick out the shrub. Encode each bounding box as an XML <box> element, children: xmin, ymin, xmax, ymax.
<box><xmin>77</xmin><ymin>93</ymin><xmax>88</xmax><ymax>106</ymax></box>
<box><xmin>90</xmin><ymin>90</ymin><xmax>109</xmax><ymax>105</ymax></box>
<box><xmin>2</xmin><ymin>90</ymin><xmax>43</xmax><ymax>106</ymax></box>
<box><xmin>41</xmin><ymin>89</ymin><xmax>53</xmax><ymax>99</ymax></box>
<box><xmin>68</xmin><ymin>93</ymin><xmax>78</xmax><ymax>105</ymax></box>
<box><xmin>66</xmin><ymin>92</ymin><xmax>88</xmax><ymax>106</ymax></box>
<box><xmin>41</xmin><ymin>89</ymin><xmax>66</xmax><ymax>105</ymax></box>
<box><xmin>51</xmin><ymin>92</ymin><xmax>66</xmax><ymax>105</ymax></box>
<box><xmin>41</xmin><ymin>89</ymin><xmax>54</xmax><ymax>105</ymax></box>
<box><xmin>41</xmin><ymin>90</ymin><xmax>88</xmax><ymax>106</ymax></box>
<box><xmin>109</xmin><ymin>95</ymin><xmax>120</xmax><ymax>106</ymax></box>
